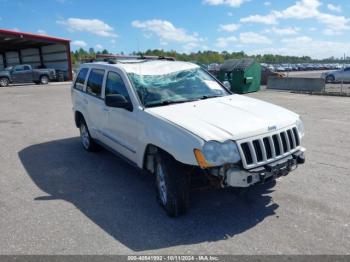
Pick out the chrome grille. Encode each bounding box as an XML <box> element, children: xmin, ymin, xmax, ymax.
<box><xmin>238</xmin><ymin>127</ymin><xmax>300</xmax><ymax>169</ymax></box>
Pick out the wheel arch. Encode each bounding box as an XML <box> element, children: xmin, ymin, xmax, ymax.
<box><xmin>40</xmin><ymin>74</ymin><xmax>49</xmax><ymax>78</ymax></box>
<box><xmin>142</xmin><ymin>142</ymin><xmax>199</xmax><ymax>174</ymax></box>
<box><xmin>0</xmin><ymin>76</ymin><xmax>10</xmax><ymax>83</ymax></box>
<box><xmin>326</xmin><ymin>74</ymin><xmax>335</xmax><ymax>80</ymax></box>
<box><xmin>74</xmin><ymin>111</ymin><xmax>85</xmax><ymax>128</ymax></box>
<box><xmin>142</xmin><ymin>144</ymin><xmax>164</xmax><ymax>173</ymax></box>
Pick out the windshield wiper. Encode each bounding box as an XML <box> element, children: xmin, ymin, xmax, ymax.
<box><xmin>145</xmin><ymin>95</ymin><xmax>223</xmax><ymax>108</ymax></box>
<box><xmin>145</xmin><ymin>99</ymin><xmax>198</xmax><ymax>108</ymax></box>
<box><xmin>199</xmin><ymin>95</ymin><xmax>223</xmax><ymax>100</ymax></box>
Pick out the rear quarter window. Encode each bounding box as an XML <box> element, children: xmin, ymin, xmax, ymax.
<box><xmin>74</xmin><ymin>68</ymin><xmax>89</xmax><ymax>91</ymax></box>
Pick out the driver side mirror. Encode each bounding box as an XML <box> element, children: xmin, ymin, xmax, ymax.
<box><xmin>105</xmin><ymin>94</ymin><xmax>133</xmax><ymax>111</ymax></box>
<box><xmin>223</xmin><ymin>81</ymin><xmax>231</xmax><ymax>90</ymax></box>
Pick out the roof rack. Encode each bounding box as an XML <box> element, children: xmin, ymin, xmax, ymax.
<box><xmin>96</xmin><ymin>54</ymin><xmax>176</xmax><ymax>62</ymax></box>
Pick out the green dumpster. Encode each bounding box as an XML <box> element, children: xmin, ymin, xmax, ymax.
<box><xmin>218</xmin><ymin>58</ymin><xmax>261</xmax><ymax>94</ymax></box>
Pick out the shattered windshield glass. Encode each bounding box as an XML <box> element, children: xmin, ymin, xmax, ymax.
<box><xmin>128</xmin><ymin>68</ymin><xmax>230</xmax><ymax>108</ymax></box>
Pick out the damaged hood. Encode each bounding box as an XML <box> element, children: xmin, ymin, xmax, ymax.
<box><xmin>146</xmin><ymin>94</ymin><xmax>299</xmax><ymax>142</ymax></box>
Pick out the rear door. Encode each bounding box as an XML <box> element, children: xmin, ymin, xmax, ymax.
<box><xmin>72</xmin><ymin>67</ymin><xmax>89</xmax><ymax>119</ymax></box>
<box><xmin>11</xmin><ymin>65</ymin><xmax>32</xmax><ymax>83</ymax></box>
<box><xmin>84</xmin><ymin>68</ymin><xmax>106</xmax><ymax>140</ymax></box>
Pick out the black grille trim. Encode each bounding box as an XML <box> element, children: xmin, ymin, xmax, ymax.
<box><xmin>239</xmin><ymin>127</ymin><xmax>301</xmax><ymax>168</ymax></box>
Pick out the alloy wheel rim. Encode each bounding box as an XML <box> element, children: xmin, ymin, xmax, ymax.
<box><xmin>156</xmin><ymin>163</ymin><xmax>167</xmax><ymax>205</ymax></box>
<box><xmin>80</xmin><ymin>124</ymin><xmax>90</xmax><ymax>149</ymax></box>
<box><xmin>0</xmin><ymin>79</ymin><xmax>7</xmax><ymax>86</ymax></box>
<box><xmin>41</xmin><ymin>76</ymin><xmax>48</xmax><ymax>84</ymax></box>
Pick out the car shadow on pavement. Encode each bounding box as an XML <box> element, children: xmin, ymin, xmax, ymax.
<box><xmin>18</xmin><ymin>137</ymin><xmax>279</xmax><ymax>252</ymax></box>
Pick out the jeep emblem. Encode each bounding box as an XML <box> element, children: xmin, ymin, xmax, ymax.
<box><xmin>268</xmin><ymin>125</ymin><xmax>277</xmax><ymax>131</ymax></box>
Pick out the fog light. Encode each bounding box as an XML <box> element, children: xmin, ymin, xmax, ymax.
<box><xmin>247</xmin><ymin>175</ymin><xmax>253</xmax><ymax>184</ymax></box>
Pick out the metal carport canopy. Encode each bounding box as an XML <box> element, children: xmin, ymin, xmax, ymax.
<box><xmin>0</xmin><ymin>28</ymin><xmax>72</xmax><ymax>80</ymax></box>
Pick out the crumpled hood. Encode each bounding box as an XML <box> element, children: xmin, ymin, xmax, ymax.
<box><xmin>146</xmin><ymin>94</ymin><xmax>299</xmax><ymax>142</ymax></box>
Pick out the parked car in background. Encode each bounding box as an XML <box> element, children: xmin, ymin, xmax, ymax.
<box><xmin>297</xmin><ymin>64</ymin><xmax>306</xmax><ymax>71</ymax></box>
<box><xmin>207</xmin><ymin>63</ymin><xmax>221</xmax><ymax>77</ymax></box>
<box><xmin>0</xmin><ymin>64</ymin><xmax>56</xmax><ymax>87</ymax></box>
<box><xmin>321</xmin><ymin>67</ymin><xmax>350</xmax><ymax>83</ymax></box>
<box><xmin>291</xmin><ymin>65</ymin><xmax>299</xmax><ymax>71</ymax></box>
<box><xmin>261</xmin><ymin>66</ymin><xmax>285</xmax><ymax>85</ymax></box>
<box><xmin>267</xmin><ymin>64</ymin><xmax>275</xmax><ymax>71</ymax></box>
<box><xmin>276</xmin><ymin>65</ymin><xmax>286</xmax><ymax>72</ymax></box>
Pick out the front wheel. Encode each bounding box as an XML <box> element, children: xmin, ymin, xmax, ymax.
<box><xmin>155</xmin><ymin>152</ymin><xmax>190</xmax><ymax>217</ymax></box>
<box><xmin>40</xmin><ymin>75</ymin><xmax>49</xmax><ymax>85</ymax></box>
<box><xmin>0</xmin><ymin>77</ymin><xmax>9</xmax><ymax>87</ymax></box>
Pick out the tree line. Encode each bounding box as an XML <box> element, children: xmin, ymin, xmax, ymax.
<box><xmin>71</xmin><ymin>48</ymin><xmax>349</xmax><ymax>65</ymax></box>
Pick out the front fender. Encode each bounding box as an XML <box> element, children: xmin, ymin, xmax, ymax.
<box><xmin>0</xmin><ymin>72</ymin><xmax>11</xmax><ymax>81</ymax></box>
<box><xmin>136</xmin><ymin>111</ymin><xmax>204</xmax><ymax>168</ymax></box>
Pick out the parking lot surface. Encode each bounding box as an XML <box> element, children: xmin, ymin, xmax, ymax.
<box><xmin>0</xmin><ymin>83</ymin><xmax>349</xmax><ymax>254</ymax></box>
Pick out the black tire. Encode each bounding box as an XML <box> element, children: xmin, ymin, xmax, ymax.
<box><xmin>40</xmin><ymin>75</ymin><xmax>49</xmax><ymax>85</ymax></box>
<box><xmin>78</xmin><ymin>118</ymin><xmax>100</xmax><ymax>152</ymax></box>
<box><xmin>326</xmin><ymin>75</ymin><xmax>335</xmax><ymax>83</ymax></box>
<box><xmin>0</xmin><ymin>77</ymin><xmax>9</xmax><ymax>87</ymax></box>
<box><xmin>154</xmin><ymin>151</ymin><xmax>190</xmax><ymax>217</ymax></box>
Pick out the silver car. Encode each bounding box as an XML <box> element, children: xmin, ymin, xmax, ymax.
<box><xmin>322</xmin><ymin>67</ymin><xmax>350</xmax><ymax>83</ymax></box>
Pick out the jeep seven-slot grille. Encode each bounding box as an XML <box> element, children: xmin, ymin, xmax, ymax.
<box><xmin>239</xmin><ymin>127</ymin><xmax>300</xmax><ymax>168</ymax></box>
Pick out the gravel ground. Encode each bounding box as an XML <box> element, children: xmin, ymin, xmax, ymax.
<box><xmin>0</xmin><ymin>83</ymin><xmax>349</xmax><ymax>255</ymax></box>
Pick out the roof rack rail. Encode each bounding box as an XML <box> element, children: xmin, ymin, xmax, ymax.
<box><xmin>96</xmin><ymin>54</ymin><xmax>176</xmax><ymax>61</ymax></box>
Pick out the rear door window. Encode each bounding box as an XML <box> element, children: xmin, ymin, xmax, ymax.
<box><xmin>86</xmin><ymin>69</ymin><xmax>105</xmax><ymax>97</ymax></box>
<box><xmin>74</xmin><ymin>68</ymin><xmax>89</xmax><ymax>91</ymax></box>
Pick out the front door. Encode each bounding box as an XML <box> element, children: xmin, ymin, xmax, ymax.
<box><xmin>12</xmin><ymin>65</ymin><xmax>32</xmax><ymax>83</ymax></box>
<box><xmin>102</xmin><ymin>71</ymin><xmax>139</xmax><ymax>163</ymax></box>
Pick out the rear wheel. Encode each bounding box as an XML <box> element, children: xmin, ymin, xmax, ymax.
<box><xmin>40</xmin><ymin>75</ymin><xmax>49</xmax><ymax>85</ymax></box>
<box><xmin>79</xmin><ymin>119</ymin><xmax>100</xmax><ymax>152</ymax></box>
<box><xmin>154</xmin><ymin>152</ymin><xmax>190</xmax><ymax>217</ymax></box>
<box><xmin>0</xmin><ymin>77</ymin><xmax>9</xmax><ymax>87</ymax></box>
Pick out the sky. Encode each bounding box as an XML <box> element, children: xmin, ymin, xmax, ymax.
<box><xmin>1</xmin><ymin>0</ymin><xmax>350</xmax><ymax>59</ymax></box>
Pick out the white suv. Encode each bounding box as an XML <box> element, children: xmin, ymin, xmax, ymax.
<box><xmin>71</xmin><ymin>58</ymin><xmax>306</xmax><ymax>217</ymax></box>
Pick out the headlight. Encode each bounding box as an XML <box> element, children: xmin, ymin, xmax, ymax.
<box><xmin>194</xmin><ymin>140</ymin><xmax>241</xmax><ymax>168</ymax></box>
<box><xmin>296</xmin><ymin>118</ymin><xmax>305</xmax><ymax>138</ymax></box>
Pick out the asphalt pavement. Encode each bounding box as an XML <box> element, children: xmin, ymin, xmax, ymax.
<box><xmin>0</xmin><ymin>83</ymin><xmax>349</xmax><ymax>254</ymax></box>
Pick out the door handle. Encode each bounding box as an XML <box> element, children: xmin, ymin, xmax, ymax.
<box><xmin>103</xmin><ymin>107</ymin><xmax>109</xmax><ymax>112</ymax></box>
<box><xmin>83</xmin><ymin>99</ymin><xmax>88</xmax><ymax>104</ymax></box>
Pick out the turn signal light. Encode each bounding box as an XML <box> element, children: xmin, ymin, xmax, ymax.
<box><xmin>194</xmin><ymin>149</ymin><xmax>213</xmax><ymax>169</ymax></box>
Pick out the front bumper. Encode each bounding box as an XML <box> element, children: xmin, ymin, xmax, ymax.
<box><xmin>225</xmin><ymin>150</ymin><xmax>305</xmax><ymax>188</ymax></box>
